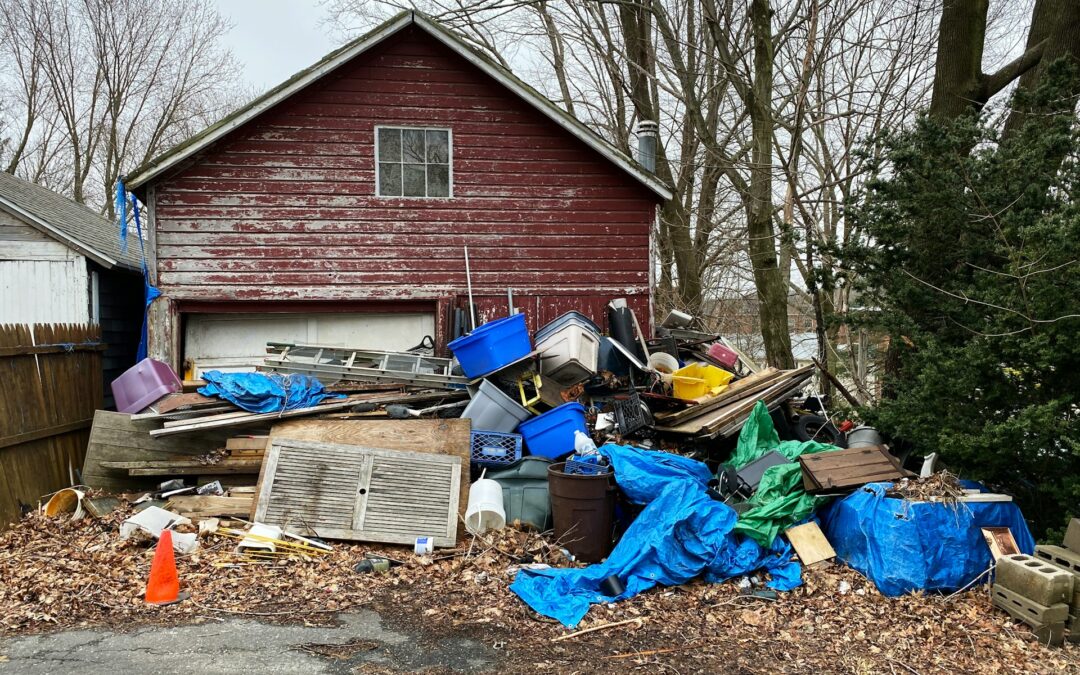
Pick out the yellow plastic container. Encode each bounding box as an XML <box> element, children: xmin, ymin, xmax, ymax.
<box><xmin>671</xmin><ymin>363</ymin><xmax>735</xmax><ymax>400</ymax></box>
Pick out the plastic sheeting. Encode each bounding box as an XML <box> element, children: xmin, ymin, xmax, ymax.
<box><xmin>510</xmin><ymin>443</ymin><xmax>802</xmax><ymax>627</ymax></box>
<box><xmin>198</xmin><ymin>371</ymin><xmax>342</xmax><ymax>413</ymax></box>
<box><xmin>819</xmin><ymin>482</ymin><xmax>1036</xmax><ymax>597</ymax></box>
<box><xmin>727</xmin><ymin>402</ymin><xmax>840</xmax><ymax>547</ymax></box>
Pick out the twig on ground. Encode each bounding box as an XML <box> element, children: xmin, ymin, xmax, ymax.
<box><xmin>551</xmin><ymin>617</ymin><xmax>645</xmax><ymax>642</ymax></box>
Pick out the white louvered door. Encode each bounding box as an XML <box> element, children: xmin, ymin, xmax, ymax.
<box><xmin>255</xmin><ymin>438</ymin><xmax>460</xmax><ymax>547</ymax></box>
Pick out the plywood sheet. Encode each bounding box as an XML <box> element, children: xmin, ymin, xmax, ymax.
<box><xmin>785</xmin><ymin>522</ymin><xmax>836</xmax><ymax>566</ymax></box>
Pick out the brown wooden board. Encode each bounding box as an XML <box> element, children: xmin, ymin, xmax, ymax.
<box><xmin>166</xmin><ymin>495</ymin><xmax>254</xmax><ymax>517</ymax></box>
<box><xmin>265</xmin><ymin>418</ymin><xmax>471</xmax><ymax>539</ymax></box>
<box><xmin>798</xmin><ymin>446</ymin><xmax>910</xmax><ymax>494</ymax></box>
<box><xmin>227</xmin><ymin>436</ymin><xmax>270</xmax><ymax>451</ymax></box>
<box><xmin>82</xmin><ymin>410</ymin><xmax>247</xmax><ymax>491</ymax></box>
<box><xmin>784</xmin><ymin>522</ymin><xmax>836</xmax><ymax>566</ymax></box>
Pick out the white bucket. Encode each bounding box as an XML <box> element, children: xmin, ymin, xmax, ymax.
<box><xmin>648</xmin><ymin>352</ymin><xmax>679</xmax><ymax>374</ymax></box>
<box><xmin>465</xmin><ymin>477</ymin><xmax>506</xmax><ymax>535</ymax></box>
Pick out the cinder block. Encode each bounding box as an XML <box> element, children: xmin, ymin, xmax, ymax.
<box><xmin>992</xmin><ymin>585</ymin><xmax>1068</xmax><ymax>647</ymax></box>
<box><xmin>1064</xmin><ymin>518</ymin><xmax>1080</xmax><ymax>554</ymax></box>
<box><xmin>992</xmin><ymin>584</ymin><xmax>1070</xmax><ymax>624</ymax></box>
<box><xmin>1035</xmin><ymin>544</ymin><xmax>1080</xmax><ymax>577</ymax></box>
<box><xmin>996</xmin><ymin>554</ymin><xmax>1075</xmax><ymax>606</ymax></box>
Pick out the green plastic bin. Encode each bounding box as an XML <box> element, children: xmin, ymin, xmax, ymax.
<box><xmin>488</xmin><ymin>456</ymin><xmax>553</xmax><ymax>531</ymax></box>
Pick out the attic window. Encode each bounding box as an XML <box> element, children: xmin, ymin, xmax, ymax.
<box><xmin>376</xmin><ymin>126</ymin><xmax>452</xmax><ymax>198</ymax></box>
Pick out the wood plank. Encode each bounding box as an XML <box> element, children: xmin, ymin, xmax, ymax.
<box><xmin>784</xmin><ymin>522</ymin><xmax>835</xmax><ymax>566</ymax></box>
<box><xmin>0</xmin><ymin>418</ymin><xmax>93</xmax><ymax>450</ymax></box>
<box><xmin>82</xmin><ymin>410</ymin><xmax>241</xmax><ymax>491</ymax></box>
<box><xmin>166</xmin><ymin>495</ymin><xmax>253</xmax><ymax>517</ymax></box>
<box><xmin>227</xmin><ymin>436</ymin><xmax>270</xmax><ymax>451</ymax></box>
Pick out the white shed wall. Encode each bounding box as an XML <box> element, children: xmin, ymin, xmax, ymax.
<box><xmin>0</xmin><ymin>210</ymin><xmax>90</xmax><ymax>324</ymax></box>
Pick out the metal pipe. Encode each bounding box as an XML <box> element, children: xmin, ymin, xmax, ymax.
<box><xmin>464</xmin><ymin>246</ymin><xmax>476</xmax><ymax>330</ymax></box>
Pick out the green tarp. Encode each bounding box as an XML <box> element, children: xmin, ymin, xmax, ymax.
<box><xmin>728</xmin><ymin>401</ymin><xmax>840</xmax><ymax>546</ymax></box>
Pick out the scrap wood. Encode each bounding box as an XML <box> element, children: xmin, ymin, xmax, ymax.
<box><xmin>165</xmin><ymin>495</ymin><xmax>253</xmax><ymax>518</ymax></box>
<box><xmin>886</xmin><ymin>471</ymin><xmax>966</xmax><ymax>502</ymax></box>
<box><xmin>784</xmin><ymin>522</ymin><xmax>836</xmax><ymax>567</ymax></box>
<box><xmin>551</xmin><ymin>617</ymin><xmax>646</xmax><ymax>642</ymax></box>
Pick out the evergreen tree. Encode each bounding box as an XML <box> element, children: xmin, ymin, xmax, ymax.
<box><xmin>844</xmin><ymin>65</ymin><xmax>1080</xmax><ymax>539</ymax></box>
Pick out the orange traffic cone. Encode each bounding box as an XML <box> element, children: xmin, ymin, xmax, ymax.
<box><xmin>145</xmin><ymin>529</ymin><xmax>186</xmax><ymax>605</ymax></box>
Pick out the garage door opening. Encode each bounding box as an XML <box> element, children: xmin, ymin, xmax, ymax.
<box><xmin>182</xmin><ymin>311</ymin><xmax>436</xmax><ymax>379</ymax></box>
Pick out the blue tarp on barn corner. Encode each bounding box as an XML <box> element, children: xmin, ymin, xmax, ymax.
<box><xmin>509</xmin><ymin>444</ymin><xmax>802</xmax><ymax>627</ymax></box>
<box><xmin>198</xmin><ymin>371</ymin><xmax>343</xmax><ymax>413</ymax></box>
<box><xmin>819</xmin><ymin>482</ymin><xmax>1035</xmax><ymax>597</ymax></box>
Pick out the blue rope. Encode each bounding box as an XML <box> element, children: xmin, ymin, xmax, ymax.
<box><xmin>115</xmin><ymin>180</ymin><xmax>129</xmax><ymax>253</ymax></box>
<box><xmin>128</xmin><ymin>193</ymin><xmax>161</xmax><ymax>362</ymax></box>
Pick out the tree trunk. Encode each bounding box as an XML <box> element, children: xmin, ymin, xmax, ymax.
<box><xmin>929</xmin><ymin>0</ymin><xmax>989</xmax><ymax>120</ymax></box>
<box><xmin>1003</xmin><ymin>0</ymin><xmax>1080</xmax><ymax>134</ymax></box>
<box><xmin>747</xmin><ymin>0</ymin><xmax>794</xmax><ymax>369</ymax></box>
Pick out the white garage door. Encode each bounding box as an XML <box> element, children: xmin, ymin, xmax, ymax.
<box><xmin>183</xmin><ymin>312</ymin><xmax>435</xmax><ymax>378</ymax></box>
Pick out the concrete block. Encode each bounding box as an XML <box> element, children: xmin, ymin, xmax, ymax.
<box><xmin>1064</xmin><ymin>517</ymin><xmax>1080</xmax><ymax>554</ymax></box>
<box><xmin>1035</xmin><ymin>544</ymin><xmax>1080</xmax><ymax>577</ymax></box>
<box><xmin>995</xmin><ymin>554</ymin><xmax>1075</xmax><ymax>606</ymax></box>
<box><xmin>992</xmin><ymin>584</ymin><xmax>1070</xmax><ymax>624</ymax></box>
<box><xmin>992</xmin><ymin>585</ymin><xmax>1068</xmax><ymax>647</ymax></box>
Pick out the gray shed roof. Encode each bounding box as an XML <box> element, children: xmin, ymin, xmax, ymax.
<box><xmin>125</xmin><ymin>11</ymin><xmax>672</xmax><ymax>201</ymax></box>
<box><xmin>0</xmin><ymin>171</ymin><xmax>140</xmax><ymax>271</ymax></box>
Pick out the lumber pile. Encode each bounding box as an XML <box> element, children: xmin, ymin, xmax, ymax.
<box><xmin>653</xmin><ymin>366</ymin><xmax>815</xmax><ymax>439</ymax></box>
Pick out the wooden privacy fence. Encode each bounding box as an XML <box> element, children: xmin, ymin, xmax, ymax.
<box><xmin>0</xmin><ymin>324</ymin><xmax>103</xmax><ymax>528</ymax></box>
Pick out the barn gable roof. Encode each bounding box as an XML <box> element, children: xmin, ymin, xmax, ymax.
<box><xmin>0</xmin><ymin>171</ymin><xmax>139</xmax><ymax>271</ymax></box>
<box><xmin>125</xmin><ymin>11</ymin><xmax>672</xmax><ymax>201</ymax></box>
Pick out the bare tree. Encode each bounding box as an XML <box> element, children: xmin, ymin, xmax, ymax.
<box><xmin>0</xmin><ymin>0</ymin><xmax>245</xmax><ymax>213</ymax></box>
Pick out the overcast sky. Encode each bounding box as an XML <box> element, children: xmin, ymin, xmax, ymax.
<box><xmin>212</xmin><ymin>0</ymin><xmax>341</xmax><ymax>91</ymax></box>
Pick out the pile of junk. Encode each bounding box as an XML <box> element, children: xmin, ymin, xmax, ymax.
<box><xmin>72</xmin><ymin>298</ymin><xmax>1073</xmax><ymax>642</ymax></box>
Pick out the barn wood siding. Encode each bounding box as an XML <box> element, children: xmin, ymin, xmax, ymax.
<box><xmin>153</xmin><ymin>26</ymin><xmax>655</xmax><ymax>327</ymax></box>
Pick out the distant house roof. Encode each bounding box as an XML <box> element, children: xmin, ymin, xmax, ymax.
<box><xmin>0</xmin><ymin>171</ymin><xmax>140</xmax><ymax>271</ymax></box>
<box><xmin>125</xmin><ymin>11</ymin><xmax>672</xmax><ymax>201</ymax></box>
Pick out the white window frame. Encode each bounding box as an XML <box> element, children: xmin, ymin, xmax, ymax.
<box><xmin>374</xmin><ymin>125</ymin><xmax>454</xmax><ymax>199</ymax></box>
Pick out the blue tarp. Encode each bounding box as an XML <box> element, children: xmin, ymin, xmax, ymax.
<box><xmin>819</xmin><ymin>482</ymin><xmax>1035</xmax><ymax>597</ymax></box>
<box><xmin>198</xmin><ymin>371</ymin><xmax>343</xmax><ymax>413</ymax></box>
<box><xmin>510</xmin><ymin>444</ymin><xmax>802</xmax><ymax>627</ymax></box>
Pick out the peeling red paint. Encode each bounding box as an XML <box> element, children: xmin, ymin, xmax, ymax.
<box><xmin>150</xmin><ymin>26</ymin><xmax>659</xmax><ymax>336</ymax></box>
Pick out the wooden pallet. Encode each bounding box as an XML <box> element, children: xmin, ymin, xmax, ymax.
<box><xmin>798</xmin><ymin>445</ymin><xmax>912</xmax><ymax>494</ymax></box>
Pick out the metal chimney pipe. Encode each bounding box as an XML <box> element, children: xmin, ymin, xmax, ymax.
<box><xmin>635</xmin><ymin>120</ymin><xmax>658</xmax><ymax>173</ymax></box>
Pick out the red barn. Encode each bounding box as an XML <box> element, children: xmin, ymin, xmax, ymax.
<box><xmin>127</xmin><ymin>12</ymin><xmax>669</xmax><ymax>377</ymax></box>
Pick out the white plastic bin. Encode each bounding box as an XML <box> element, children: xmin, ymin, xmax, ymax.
<box><xmin>461</xmin><ymin>379</ymin><xmax>532</xmax><ymax>433</ymax></box>
<box><xmin>536</xmin><ymin>324</ymin><xmax>601</xmax><ymax>385</ymax></box>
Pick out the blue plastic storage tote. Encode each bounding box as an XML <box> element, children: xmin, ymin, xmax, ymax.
<box><xmin>517</xmin><ymin>402</ymin><xmax>587</xmax><ymax>460</ymax></box>
<box><xmin>448</xmin><ymin>314</ymin><xmax>532</xmax><ymax>378</ymax></box>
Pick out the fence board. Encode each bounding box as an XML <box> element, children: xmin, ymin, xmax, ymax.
<box><xmin>0</xmin><ymin>324</ymin><xmax>102</xmax><ymax>528</ymax></box>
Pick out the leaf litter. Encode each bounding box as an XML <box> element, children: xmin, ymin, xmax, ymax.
<box><xmin>0</xmin><ymin>504</ymin><xmax>1077</xmax><ymax>674</ymax></box>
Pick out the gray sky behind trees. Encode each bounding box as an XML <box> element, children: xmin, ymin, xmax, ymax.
<box><xmin>213</xmin><ymin>0</ymin><xmax>337</xmax><ymax>89</ymax></box>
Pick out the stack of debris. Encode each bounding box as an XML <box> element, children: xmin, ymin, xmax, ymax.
<box><xmin>997</xmin><ymin>519</ymin><xmax>1080</xmax><ymax>644</ymax></box>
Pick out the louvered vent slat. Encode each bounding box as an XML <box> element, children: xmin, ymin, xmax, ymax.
<box><xmin>254</xmin><ymin>437</ymin><xmax>461</xmax><ymax>547</ymax></box>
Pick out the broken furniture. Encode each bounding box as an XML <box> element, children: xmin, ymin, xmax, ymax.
<box><xmin>799</xmin><ymin>445</ymin><xmax>911</xmax><ymax>494</ymax></box>
<box><xmin>253</xmin><ymin>438</ymin><xmax>461</xmax><ymax>548</ymax></box>
<box><xmin>263</xmin><ymin>342</ymin><xmax>468</xmax><ymax>388</ymax></box>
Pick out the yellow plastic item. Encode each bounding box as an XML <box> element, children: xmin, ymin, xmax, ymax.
<box><xmin>517</xmin><ymin>373</ymin><xmax>546</xmax><ymax>414</ymax></box>
<box><xmin>671</xmin><ymin>363</ymin><xmax>735</xmax><ymax>400</ymax></box>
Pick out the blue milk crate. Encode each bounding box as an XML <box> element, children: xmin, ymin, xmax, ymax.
<box><xmin>470</xmin><ymin>430</ymin><xmax>524</xmax><ymax>468</ymax></box>
<box><xmin>563</xmin><ymin>456</ymin><xmax>612</xmax><ymax>476</ymax></box>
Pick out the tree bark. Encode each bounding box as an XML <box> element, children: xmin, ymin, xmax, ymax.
<box><xmin>1003</xmin><ymin>0</ymin><xmax>1080</xmax><ymax>134</ymax></box>
<box><xmin>747</xmin><ymin>0</ymin><xmax>794</xmax><ymax>369</ymax></box>
<box><xmin>930</xmin><ymin>0</ymin><xmax>1046</xmax><ymax>121</ymax></box>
